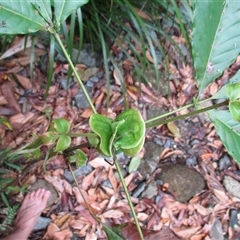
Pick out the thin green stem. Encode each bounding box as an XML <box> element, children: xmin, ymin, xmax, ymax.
<box><xmin>68</xmin><ymin>133</ymin><xmax>97</xmax><ymax>138</ymax></box>
<box><xmin>53</xmin><ymin>32</ymin><xmax>97</xmax><ymax>114</ymax></box>
<box><xmin>146</xmin><ymin>99</ymin><xmax>228</xmax><ymax>128</ymax></box>
<box><xmin>114</xmin><ymin>160</ymin><xmax>144</xmax><ymax>240</ymax></box>
<box><xmin>145</xmin><ymin>98</ymin><xmax>211</xmax><ymax>124</ymax></box>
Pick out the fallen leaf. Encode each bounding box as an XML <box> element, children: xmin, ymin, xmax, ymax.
<box><xmin>1</xmin><ymin>81</ymin><xmax>21</xmax><ymax>113</ymax></box>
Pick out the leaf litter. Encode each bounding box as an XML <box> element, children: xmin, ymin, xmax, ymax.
<box><xmin>0</xmin><ymin>26</ymin><xmax>240</xmax><ymax>240</ymax></box>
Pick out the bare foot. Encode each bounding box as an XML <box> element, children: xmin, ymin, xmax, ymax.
<box><xmin>2</xmin><ymin>188</ymin><xmax>51</xmax><ymax>240</ymax></box>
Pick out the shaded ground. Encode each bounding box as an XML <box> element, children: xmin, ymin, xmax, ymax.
<box><xmin>1</xmin><ymin>34</ymin><xmax>240</xmax><ymax>240</ymax></box>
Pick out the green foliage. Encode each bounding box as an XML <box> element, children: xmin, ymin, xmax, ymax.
<box><xmin>193</xmin><ymin>1</ymin><xmax>240</xmax><ymax>163</ymax></box>
<box><xmin>129</xmin><ymin>156</ymin><xmax>141</xmax><ymax>173</ymax></box>
<box><xmin>192</xmin><ymin>0</ymin><xmax>240</xmax><ymax>94</ymax></box>
<box><xmin>0</xmin><ymin>0</ymin><xmax>88</xmax><ymax>34</ymax></box>
<box><xmin>89</xmin><ymin>109</ymin><xmax>145</xmax><ymax>157</ymax></box>
<box><xmin>209</xmin><ymin>110</ymin><xmax>240</xmax><ymax>163</ymax></box>
<box><xmin>68</xmin><ymin>149</ymin><xmax>87</xmax><ymax>168</ymax></box>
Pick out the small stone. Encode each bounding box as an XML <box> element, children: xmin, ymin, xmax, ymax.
<box><xmin>102</xmin><ymin>179</ymin><xmax>113</xmax><ymax>189</ymax></box>
<box><xmin>186</xmin><ymin>157</ymin><xmax>197</xmax><ymax>167</ymax></box>
<box><xmin>33</xmin><ymin>217</ymin><xmax>51</xmax><ymax>230</ymax></box>
<box><xmin>86</xmin><ymin>80</ymin><xmax>93</xmax><ymax>87</ymax></box>
<box><xmin>229</xmin><ymin>209</ymin><xmax>238</xmax><ymax>228</ymax></box>
<box><xmin>223</xmin><ymin>176</ymin><xmax>240</xmax><ymax>199</ymax></box>
<box><xmin>89</xmin><ymin>76</ymin><xmax>99</xmax><ymax>82</ymax></box>
<box><xmin>64</xmin><ymin>165</ymin><xmax>93</xmax><ymax>183</ymax></box>
<box><xmin>73</xmin><ymin>88</ymin><xmax>92</xmax><ymax>109</ymax></box>
<box><xmin>219</xmin><ymin>155</ymin><xmax>232</xmax><ymax>170</ymax></box>
<box><xmin>210</xmin><ymin>218</ymin><xmax>224</xmax><ymax>240</ymax></box>
<box><xmin>58</xmin><ymin>78</ymin><xmax>73</xmax><ymax>89</ymax></box>
<box><xmin>132</xmin><ymin>181</ymin><xmax>146</xmax><ymax>198</ymax></box>
<box><xmin>164</xmin><ymin>139</ymin><xmax>171</xmax><ymax>148</ymax></box>
<box><xmin>141</xmin><ymin>180</ymin><xmax>158</xmax><ymax>199</ymax></box>
<box><xmin>156</xmin><ymin>164</ymin><xmax>205</xmax><ymax>202</ymax></box>
<box><xmin>138</xmin><ymin>142</ymin><xmax>163</xmax><ymax>179</ymax></box>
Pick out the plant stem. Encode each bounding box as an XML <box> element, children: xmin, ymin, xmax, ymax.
<box><xmin>146</xmin><ymin>99</ymin><xmax>228</xmax><ymax>128</ymax></box>
<box><xmin>114</xmin><ymin>160</ymin><xmax>144</xmax><ymax>240</ymax></box>
<box><xmin>145</xmin><ymin>98</ymin><xmax>211</xmax><ymax>124</ymax></box>
<box><xmin>53</xmin><ymin>32</ymin><xmax>97</xmax><ymax>114</ymax></box>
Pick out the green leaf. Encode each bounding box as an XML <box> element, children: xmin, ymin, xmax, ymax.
<box><xmin>102</xmin><ymin>224</ymin><xmax>125</xmax><ymax>240</ymax></box>
<box><xmin>55</xmin><ymin>135</ymin><xmax>71</xmax><ymax>152</ymax></box>
<box><xmin>229</xmin><ymin>100</ymin><xmax>240</xmax><ymax>121</ymax></box>
<box><xmin>114</xmin><ymin>109</ymin><xmax>145</xmax><ymax>150</ymax></box>
<box><xmin>68</xmin><ymin>149</ymin><xmax>87</xmax><ymax>167</ymax></box>
<box><xmin>128</xmin><ymin>156</ymin><xmax>141</xmax><ymax>173</ymax></box>
<box><xmin>212</xmin><ymin>70</ymin><xmax>240</xmax><ymax>99</ymax></box>
<box><xmin>89</xmin><ymin>114</ymin><xmax>113</xmax><ymax>157</ymax></box>
<box><xmin>0</xmin><ymin>1</ymin><xmax>48</xmax><ymax>34</ymax></box>
<box><xmin>109</xmin><ymin>120</ymin><xmax>125</xmax><ymax>156</ymax></box>
<box><xmin>29</xmin><ymin>0</ymin><xmax>52</xmax><ymax>24</ymax></box>
<box><xmin>209</xmin><ymin>109</ymin><xmax>240</xmax><ymax>163</ymax></box>
<box><xmin>193</xmin><ymin>1</ymin><xmax>240</xmax><ymax>94</ymax></box>
<box><xmin>23</xmin><ymin>132</ymin><xmax>57</xmax><ymax>150</ymax></box>
<box><xmin>121</xmin><ymin>136</ymin><xmax>145</xmax><ymax>157</ymax></box>
<box><xmin>52</xmin><ymin>0</ymin><xmax>89</xmax><ymax>25</ymax></box>
<box><xmin>52</xmin><ymin>119</ymin><xmax>70</xmax><ymax>134</ymax></box>
<box><xmin>227</xmin><ymin>83</ymin><xmax>240</xmax><ymax>101</ymax></box>
<box><xmin>88</xmin><ymin>135</ymin><xmax>100</xmax><ymax>148</ymax></box>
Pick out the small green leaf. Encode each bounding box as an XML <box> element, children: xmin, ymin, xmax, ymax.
<box><xmin>227</xmin><ymin>83</ymin><xmax>240</xmax><ymax>101</ymax></box>
<box><xmin>114</xmin><ymin>109</ymin><xmax>145</xmax><ymax>150</ymax></box>
<box><xmin>88</xmin><ymin>135</ymin><xmax>100</xmax><ymax>148</ymax></box>
<box><xmin>68</xmin><ymin>149</ymin><xmax>87</xmax><ymax>167</ymax></box>
<box><xmin>23</xmin><ymin>132</ymin><xmax>57</xmax><ymax>150</ymax></box>
<box><xmin>53</xmin><ymin>119</ymin><xmax>70</xmax><ymax>134</ymax></box>
<box><xmin>89</xmin><ymin>114</ymin><xmax>113</xmax><ymax>157</ymax></box>
<box><xmin>229</xmin><ymin>100</ymin><xmax>240</xmax><ymax>121</ymax></box>
<box><xmin>212</xmin><ymin>70</ymin><xmax>240</xmax><ymax>100</ymax></box>
<box><xmin>102</xmin><ymin>224</ymin><xmax>125</xmax><ymax>240</ymax></box>
<box><xmin>128</xmin><ymin>156</ymin><xmax>141</xmax><ymax>173</ymax></box>
<box><xmin>55</xmin><ymin>135</ymin><xmax>71</xmax><ymax>152</ymax></box>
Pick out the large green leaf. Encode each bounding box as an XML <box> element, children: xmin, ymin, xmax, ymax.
<box><xmin>0</xmin><ymin>0</ymin><xmax>89</xmax><ymax>34</ymax></box>
<box><xmin>0</xmin><ymin>1</ymin><xmax>47</xmax><ymax>34</ymax></box>
<box><xmin>52</xmin><ymin>0</ymin><xmax>88</xmax><ymax>25</ymax></box>
<box><xmin>193</xmin><ymin>1</ymin><xmax>240</xmax><ymax>94</ymax></box>
<box><xmin>208</xmin><ymin>109</ymin><xmax>240</xmax><ymax>163</ymax></box>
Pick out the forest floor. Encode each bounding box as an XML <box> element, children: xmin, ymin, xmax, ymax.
<box><xmin>1</xmin><ymin>34</ymin><xmax>240</xmax><ymax>240</ymax></box>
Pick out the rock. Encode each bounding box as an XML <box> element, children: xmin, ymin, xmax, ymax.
<box><xmin>156</xmin><ymin>164</ymin><xmax>205</xmax><ymax>202</ymax></box>
<box><xmin>186</xmin><ymin>157</ymin><xmax>197</xmax><ymax>167</ymax></box>
<box><xmin>147</xmin><ymin>105</ymin><xmax>167</xmax><ymax>125</ymax></box>
<box><xmin>73</xmin><ymin>87</ymin><xmax>92</xmax><ymax>109</ymax></box>
<box><xmin>229</xmin><ymin>209</ymin><xmax>238</xmax><ymax>228</ymax></box>
<box><xmin>56</xmin><ymin>44</ymin><xmax>102</xmax><ymax>67</ymax></box>
<box><xmin>144</xmin><ymin>68</ymin><xmax>168</xmax><ymax>96</ymax></box>
<box><xmin>223</xmin><ymin>176</ymin><xmax>240</xmax><ymax>198</ymax></box>
<box><xmin>102</xmin><ymin>179</ymin><xmax>113</xmax><ymax>189</ymax></box>
<box><xmin>138</xmin><ymin>142</ymin><xmax>163</xmax><ymax>179</ymax></box>
<box><xmin>30</xmin><ymin>179</ymin><xmax>58</xmax><ymax>207</ymax></box>
<box><xmin>64</xmin><ymin>165</ymin><xmax>93</xmax><ymax>183</ymax></box>
<box><xmin>219</xmin><ymin>155</ymin><xmax>232</xmax><ymax>170</ymax></box>
<box><xmin>33</xmin><ymin>217</ymin><xmax>51</xmax><ymax>230</ymax></box>
<box><xmin>210</xmin><ymin>218</ymin><xmax>224</xmax><ymax>240</ymax></box>
<box><xmin>141</xmin><ymin>180</ymin><xmax>158</xmax><ymax>199</ymax></box>
<box><xmin>132</xmin><ymin>181</ymin><xmax>146</xmax><ymax>198</ymax></box>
